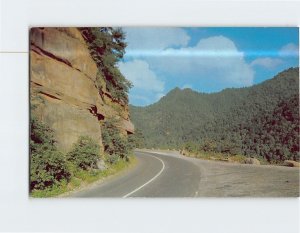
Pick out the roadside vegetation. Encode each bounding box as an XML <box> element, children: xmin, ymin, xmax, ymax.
<box><xmin>30</xmin><ymin>117</ymin><xmax>137</xmax><ymax>197</ymax></box>
<box><xmin>31</xmin><ymin>153</ymin><xmax>136</xmax><ymax>198</ymax></box>
<box><xmin>181</xmin><ymin>141</ymin><xmax>268</xmax><ymax>165</ymax></box>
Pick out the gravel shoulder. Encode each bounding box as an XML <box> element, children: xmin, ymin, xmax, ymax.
<box><xmin>140</xmin><ymin>149</ymin><xmax>300</xmax><ymax>197</ymax></box>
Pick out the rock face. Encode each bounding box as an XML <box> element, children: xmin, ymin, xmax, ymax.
<box><xmin>30</xmin><ymin>27</ymin><xmax>134</xmax><ymax>153</ymax></box>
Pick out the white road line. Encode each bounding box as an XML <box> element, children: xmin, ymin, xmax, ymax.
<box><xmin>122</xmin><ymin>154</ymin><xmax>165</xmax><ymax>198</ymax></box>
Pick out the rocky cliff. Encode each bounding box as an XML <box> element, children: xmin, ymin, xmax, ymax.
<box><xmin>30</xmin><ymin>27</ymin><xmax>134</xmax><ymax>152</ymax></box>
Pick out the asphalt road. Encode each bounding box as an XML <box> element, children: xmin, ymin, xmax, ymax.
<box><xmin>70</xmin><ymin>150</ymin><xmax>299</xmax><ymax>197</ymax></box>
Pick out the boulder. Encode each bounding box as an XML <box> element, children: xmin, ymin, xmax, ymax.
<box><xmin>283</xmin><ymin>160</ymin><xmax>300</xmax><ymax>167</ymax></box>
<box><xmin>96</xmin><ymin>159</ymin><xmax>107</xmax><ymax>171</ymax></box>
<box><xmin>180</xmin><ymin>149</ymin><xmax>187</xmax><ymax>156</ymax></box>
<box><xmin>244</xmin><ymin>158</ymin><xmax>260</xmax><ymax>165</ymax></box>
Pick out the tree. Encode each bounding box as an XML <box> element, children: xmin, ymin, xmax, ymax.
<box><xmin>79</xmin><ymin>27</ymin><xmax>132</xmax><ymax>104</ymax></box>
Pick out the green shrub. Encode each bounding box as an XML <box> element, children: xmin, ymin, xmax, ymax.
<box><xmin>30</xmin><ymin>149</ymin><xmax>70</xmax><ymax>190</ymax></box>
<box><xmin>67</xmin><ymin>136</ymin><xmax>100</xmax><ymax>170</ymax></box>
<box><xmin>106</xmin><ymin>154</ymin><xmax>119</xmax><ymax>164</ymax></box>
<box><xmin>199</xmin><ymin>139</ymin><xmax>218</xmax><ymax>152</ymax></box>
<box><xmin>127</xmin><ymin>129</ymin><xmax>145</xmax><ymax>149</ymax></box>
<box><xmin>30</xmin><ymin>117</ymin><xmax>70</xmax><ymax>191</ymax></box>
<box><xmin>216</xmin><ymin>140</ymin><xmax>241</xmax><ymax>155</ymax></box>
<box><xmin>101</xmin><ymin>118</ymin><xmax>133</xmax><ymax>160</ymax></box>
<box><xmin>30</xmin><ymin>117</ymin><xmax>56</xmax><ymax>153</ymax></box>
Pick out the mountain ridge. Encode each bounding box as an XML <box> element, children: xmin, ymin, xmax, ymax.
<box><xmin>131</xmin><ymin>67</ymin><xmax>298</xmax><ymax>108</ymax></box>
<box><xmin>129</xmin><ymin>67</ymin><xmax>299</xmax><ymax>162</ymax></box>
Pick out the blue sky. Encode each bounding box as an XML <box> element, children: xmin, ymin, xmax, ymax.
<box><xmin>118</xmin><ymin>27</ymin><xmax>299</xmax><ymax>106</ymax></box>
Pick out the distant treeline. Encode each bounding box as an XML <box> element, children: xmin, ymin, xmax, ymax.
<box><xmin>130</xmin><ymin>67</ymin><xmax>299</xmax><ymax>163</ymax></box>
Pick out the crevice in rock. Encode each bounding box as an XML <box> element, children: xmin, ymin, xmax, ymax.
<box><xmin>31</xmin><ymin>43</ymin><xmax>97</xmax><ymax>88</ymax></box>
<box><xmin>31</xmin><ymin>81</ymin><xmax>43</xmax><ymax>87</ymax></box>
<box><xmin>31</xmin><ymin>42</ymin><xmax>73</xmax><ymax>68</ymax></box>
<box><xmin>89</xmin><ymin>105</ymin><xmax>105</xmax><ymax>121</ymax></box>
<box><xmin>40</xmin><ymin>91</ymin><xmax>61</xmax><ymax>100</ymax></box>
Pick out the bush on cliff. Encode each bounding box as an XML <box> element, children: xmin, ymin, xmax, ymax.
<box><xmin>30</xmin><ymin>118</ymin><xmax>70</xmax><ymax>190</ymax></box>
<box><xmin>101</xmin><ymin>118</ymin><xmax>133</xmax><ymax>162</ymax></box>
<box><xmin>66</xmin><ymin>136</ymin><xmax>101</xmax><ymax>170</ymax></box>
<box><xmin>30</xmin><ymin>117</ymin><xmax>56</xmax><ymax>153</ymax></box>
<box><xmin>30</xmin><ymin>149</ymin><xmax>70</xmax><ymax>190</ymax></box>
<box><xmin>127</xmin><ymin>128</ymin><xmax>145</xmax><ymax>149</ymax></box>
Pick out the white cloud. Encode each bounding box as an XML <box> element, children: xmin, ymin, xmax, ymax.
<box><xmin>146</xmin><ymin>36</ymin><xmax>254</xmax><ymax>89</ymax></box>
<box><xmin>124</xmin><ymin>27</ymin><xmax>190</xmax><ymax>51</ymax></box>
<box><xmin>249</xmin><ymin>43</ymin><xmax>299</xmax><ymax>70</ymax></box>
<box><xmin>279</xmin><ymin>43</ymin><xmax>299</xmax><ymax>57</ymax></box>
<box><xmin>122</xmin><ymin>33</ymin><xmax>256</xmax><ymax>104</ymax></box>
<box><xmin>118</xmin><ymin>59</ymin><xmax>165</xmax><ymax>106</ymax></box>
<box><xmin>119</xmin><ymin>59</ymin><xmax>164</xmax><ymax>92</ymax></box>
<box><xmin>250</xmin><ymin>57</ymin><xmax>283</xmax><ymax>69</ymax></box>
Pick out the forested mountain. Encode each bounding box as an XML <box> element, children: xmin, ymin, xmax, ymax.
<box><xmin>130</xmin><ymin>67</ymin><xmax>299</xmax><ymax>163</ymax></box>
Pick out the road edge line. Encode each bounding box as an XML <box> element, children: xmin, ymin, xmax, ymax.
<box><xmin>122</xmin><ymin>154</ymin><xmax>165</xmax><ymax>198</ymax></box>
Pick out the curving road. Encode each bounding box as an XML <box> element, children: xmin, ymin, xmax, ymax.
<box><xmin>70</xmin><ymin>150</ymin><xmax>299</xmax><ymax>197</ymax></box>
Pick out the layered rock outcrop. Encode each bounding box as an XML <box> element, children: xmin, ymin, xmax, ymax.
<box><xmin>30</xmin><ymin>27</ymin><xmax>134</xmax><ymax>152</ymax></box>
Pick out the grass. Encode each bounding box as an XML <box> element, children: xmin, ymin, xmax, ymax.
<box><xmin>30</xmin><ymin>155</ymin><xmax>137</xmax><ymax>198</ymax></box>
<box><xmin>182</xmin><ymin>150</ymin><xmax>269</xmax><ymax>165</ymax></box>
